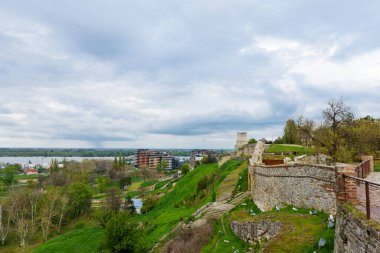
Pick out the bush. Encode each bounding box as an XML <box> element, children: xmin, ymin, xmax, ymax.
<box><xmin>140</xmin><ymin>197</ymin><xmax>157</xmax><ymax>214</ymax></box>
<box><xmin>248</xmin><ymin>138</ymin><xmax>257</xmax><ymax>144</ymax></box>
<box><xmin>103</xmin><ymin>212</ymin><xmax>147</xmax><ymax>253</ymax></box>
<box><xmin>67</xmin><ymin>183</ymin><xmax>93</xmax><ymax>218</ymax></box>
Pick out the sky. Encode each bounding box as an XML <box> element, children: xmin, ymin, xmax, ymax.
<box><xmin>0</xmin><ymin>0</ymin><xmax>380</xmax><ymax>149</ymax></box>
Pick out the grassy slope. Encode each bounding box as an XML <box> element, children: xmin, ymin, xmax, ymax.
<box><xmin>137</xmin><ymin>163</ymin><xmax>219</xmax><ymax>248</ymax></box>
<box><xmin>214</xmin><ymin>160</ymin><xmax>244</xmax><ymax>198</ymax></box>
<box><xmin>33</xmin><ymin>226</ymin><xmax>103</xmax><ymax>253</ymax></box>
<box><xmin>140</xmin><ymin>160</ymin><xmax>244</xmax><ymax>249</ymax></box>
<box><xmin>200</xmin><ymin>215</ymin><xmax>249</xmax><ymax>253</ymax></box>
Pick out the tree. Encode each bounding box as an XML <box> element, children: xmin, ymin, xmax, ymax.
<box><xmin>9</xmin><ymin>189</ymin><xmax>41</xmax><ymax>252</ymax></box>
<box><xmin>180</xmin><ymin>163</ymin><xmax>190</xmax><ymax>175</ymax></box>
<box><xmin>106</xmin><ymin>188</ymin><xmax>121</xmax><ymax>212</ymax></box>
<box><xmin>1</xmin><ymin>165</ymin><xmax>18</xmax><ymax>188</ymax></box>
<box><xmin>39</xmin><ymin>187</ymin><xmax>61</xmax><ymax>241</ymax></box>
<box><xmin>282</xmin><ymin>119</ymin><xmax>301</xmax><ymax>144</ymax></box>
<box><xmin>103</xmin><ymin>212</ymin><xmax>146</xmax><ymax>253</ymax></box>
<box><xmin>67</xmin><ymin>183</ymin><xmax>92</xmax><ymax>218</ymax></box>
<box><xmin>123</xmin><ymin>196</ymin><xmax>136</xmax><ymax>215</ymax></box>
<box><xmin>140</xmin><ymin>197</ymin><xmax>156</xmax><ymax>214</ymax></box>
<box><xmin>0</xmin><ymin>202</ymin><xmax>10</xmax><ymax>245</ymax></box>
<box><xmin>248</xmin><ymin>138</ymin><xmax>257</xmax><ymax>144</ymax></box>
<box><xmin>96</xmin><ymin>176</ymin><xmax>108</xmax><ymax>193</ymax></box>
<box><xmin>158</xmin><ymin>160</ymin><xmax>169</xmax><ymax>171</ymax></box>
<box><xmin>119</xmin><ymin>176</ymin><xmax>132</xmax><ymax>190</ymax></box>
<box><xmin>49</xmin><ymin>159</ymin><xmax>59</xmax><ymax>174</ymax></box>
<box><xmin>321</xmin><ymin>98</ymin><xmax>354</xmax><ymax>161</ymax></box>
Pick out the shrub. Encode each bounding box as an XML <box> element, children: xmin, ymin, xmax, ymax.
<box><xmin>103</xmin><ymin>212</ymin><xmax>147</xmax><ymax>253</ymax></box>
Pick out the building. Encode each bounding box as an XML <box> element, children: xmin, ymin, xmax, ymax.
<box><xmin>25</xmin><ymin>168</ymin><xmax>38</xmax><ymax>175</ymax></box>
<box><xmin>136</xmin><ymin>149</ymin><xmax>149</xmax><ymax>168</ymax></box>
<box><xmin>235</xmin><ymin>132</ymin><xmax>248</xmax><ymax>149</ymax></box>
<box><xmin>161</xmin><ymin>156</ymin><xmax>174</xmax><ymax>170</ymax></box>
<box><xmin>148</xmin><ymin>155</ymin><xmax>161</xmax><ymax>170</ymax></box>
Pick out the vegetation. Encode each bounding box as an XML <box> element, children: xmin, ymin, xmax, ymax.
<box><xmin>33</xmin><ymin>226</ymin><xmax>103</xmax><ymax>253</ymax></box>
<box><xmin>229</xmin><ymin>204</ymin><xmax>335</xmax><ymax>253</ymax></box>
<box><xmin>248</xmin><ymin>138</ymin><xmax>257</xmax><ymax>144</ymax></box>
<box><xmin>103</xmin><ymin>212</ymin><xmax>146</xmax><ymax>252</ymax></box>
<box><xmin>281</xmin><ymin>98</ymin><xmax>380</xmax><ymax>162</ymax></box>
<box><xmin>162</xmin><ymin>222</ymin><xmax>215</xmax><ymax>253</ymax></box>
<box><xmin>375</xmin><ymin>160</ymin><xmax>380</xmax><ymax>172</ymax></box>
<box><xmin>265</xmin><ymin>144</ymin><xmax>313</xmax><ymax>155</ymax></box>
<box><xmin>201</xmin><ymin>216</ymin><xmax>250</xmax><ymax>253</ymax></box>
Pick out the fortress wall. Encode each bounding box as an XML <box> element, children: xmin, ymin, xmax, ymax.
<box><xmin>334</xmin><ymin>204</ymin><xmax>380</xmax><ymax>253</ymax></box>
<box><xmin>250</xmin><ymin>164</ymin><xmax>337</xmax><ymax>214</ymax></box>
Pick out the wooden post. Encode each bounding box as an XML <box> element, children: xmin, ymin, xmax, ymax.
<box><xmin>365</xmin><ymin>182</ymin><xmax>370</xmax><ymax>219</ymax></box>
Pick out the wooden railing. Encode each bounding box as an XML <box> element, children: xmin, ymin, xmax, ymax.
<box><xmin>355</xmin><ymin>159</ymin><xmax>371</xmax><ymax>179</ymax></box>
<box><xmin>342</xmin><ymin>174</ymin><xmax>380</xmax><ymax>219</ymax></box>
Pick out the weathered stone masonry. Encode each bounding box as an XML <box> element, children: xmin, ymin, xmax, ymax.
<box><xmin>249</xmin><ymin>164</ymin><xmax>338</xmax><ymax>214</ymax></box>
<box><xmin>334</xmin><ymin>204</ymin><xmax>380</xmax><ymax>253</ymax></box>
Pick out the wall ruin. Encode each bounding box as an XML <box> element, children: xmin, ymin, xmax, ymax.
<box><xmin>249</xmin><ymin>164</ymin><xmax>338</xmax><ymax>214</ymax></box>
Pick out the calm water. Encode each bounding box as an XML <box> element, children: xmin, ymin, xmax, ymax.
<box><xmin>0</xmin><ymin>156</ymin><xmax>115</xmax><ymax>165</ymax></box>
<box><xmin>132</xmin><ymin>198</ymin><xmax>143</xmax><ymax>214</ymax></box>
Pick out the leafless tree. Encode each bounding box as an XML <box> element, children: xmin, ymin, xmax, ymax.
<box><xmin>0</xmin><ymin>203</ymin><xmax>11</xmax><ymax>245</ymax></box>
<box><xmin>9</xmin><ymin>188</ymin><xmax>41</xmax><ymax>252</ymax></box>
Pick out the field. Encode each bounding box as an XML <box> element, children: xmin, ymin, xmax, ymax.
<box><xmin>265</xmin><ymin>144</ymin><xmax>313</xmax><ymax>155</ymax></box>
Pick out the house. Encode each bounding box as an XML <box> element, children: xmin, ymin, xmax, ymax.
<box><xmin>25</xmin><ymin>168</ymin><xmax>38</xmax><ymax>175</ymax></box>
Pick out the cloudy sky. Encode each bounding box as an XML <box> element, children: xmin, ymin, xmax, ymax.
<box><xmin>0</xmin><ymin>1</ymin><xmax>379</xmax><ymax>149</ymax></box>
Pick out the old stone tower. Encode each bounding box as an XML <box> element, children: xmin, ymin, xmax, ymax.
<box><xmin>235</xmin><ymin>132</ymin><xmax>248</xmax><ymax>150</ymax></box>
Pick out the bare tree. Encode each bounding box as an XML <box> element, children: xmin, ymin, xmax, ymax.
<box><xmin>9</xmin><ymin>189</ymin><xmax>41</xmax><ymax>252</ymax></box>
<box><xmin>323</xmin><ymin>97</ymin><xmax>353</xmax><ymax>132</ymax></box>
<box><xmin>57</xmin><ymin>195</ymin><xmax>69</xmax><ymax>233</ymax></box>
<box><xmin>0</xmin><ymin>203</ymin><xmax>11</xmax><ymax>245</ymax></box>
<box><xmin>40</xmin><ymin>189</ymin><xmax>60</xmax><ymax>240</ymax></box>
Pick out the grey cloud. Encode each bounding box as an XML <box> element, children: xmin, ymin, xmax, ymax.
<box><xmin>0</xmin><ymin>0</ymin><xmax>379</xmax><ymax>148</ymax></box>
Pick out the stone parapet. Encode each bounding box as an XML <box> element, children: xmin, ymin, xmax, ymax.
<box><xmin>250</xmin><ymin>164</ymin><xmax>337</xmax><ymax>214</ymax></box>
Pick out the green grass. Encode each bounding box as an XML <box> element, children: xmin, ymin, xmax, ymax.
<box><xmin>140</xmin><ymin>180</ymin><xmax>158</xmax><ymax>189</ymax></box>
<box><xmin>201</xmin><ymin>215</ymin><xmax>249</xmax><ymax>253</ymax></box>
<box><xmin>136</xmin><ymin>163</ymin><xmax>219</xmax><ymax>247</ymax></box>
<box><xmin>265</xmin><ymin>144</ymin><xmax>313</xmax><ymax>155</ymax></box>
<box><xmin>229</xmin><ymin>205</ymin><xmax>335</xmax><ymax>253</ymax></box>
<box><xmin>136</xmin><ymin>160</ymin><xmax>244</xmax><ymax>249</ymax></box>
<box><xmin>374</xmin><ymin>160</ymin><xmax>380</xmax><ymax>172</ymax></box>
<box><xmin>233</xmin><ymin>166</ymin><xmax>248</xmax><ymax>195</ymax></box>
<box><xmin>32</xmin><ymin>226</ymin><xmax>103</xmax><ymax>253</ymax></box>
<box><xmin>15</xmin><ymin>174</ymin><xmax>40</xmax><ymax>180</ymax></box>
<box><xmin>215</xmin><ymin>160</ymin><xmax>245</xmax><ymax>199</ymax></box>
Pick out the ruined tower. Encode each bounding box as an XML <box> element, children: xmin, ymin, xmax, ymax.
<box><xmin>235</xmin><ymin>132</ymin><xmax>248</xmax><ymax>150</ymax></box>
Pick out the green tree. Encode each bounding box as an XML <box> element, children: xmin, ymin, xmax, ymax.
<box><xmin>1</xmin><ymin>165</ymin><xmax>18</xmax><ymax>188</ymax></box>
<box><xmin>67</xmin><ymin>183</ymin><xmax>92</xmax><ymax>218</ymax></box>
<box><xmin>103</xmin><ymin>212</ymin><xmax>146</xmax><ymax>253</ymax></box>
<box><xmin>157</xmin><ymin>160</ymin><xmax>169</xmax><ymax>171</ymax></box>
<box><xmin>124</xmin><ymin>196</ymin><xmax>136</xmax><ymax>215</ymax></box>
<box><xmin>180</xmin><ymin>163</ymin><xmax>190</xmax><ymax>175</ymax></box>
<box><xmin>248</xmin><ymin>138</ymin><xmax>257</xmax><ymax>144</ymax></box>
<box><xmin>96</xmin><ymin>176</ymin><xmax>108</xmax><ymax>193</ymax></box>
<box><xmin>282</xmin><ymin>119</ymin><xmax>301</xmax><ymax>144</ymax></box>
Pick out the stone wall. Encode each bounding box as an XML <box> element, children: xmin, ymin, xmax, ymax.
<box><xmin>334</xmin><ymin>204</ymin><xmax>380</xmax><ymax>253</ymax></box>
<box><xmin>250</xmin><ymin>164</ymin><xmax>337</xmax><ymax>214</ymax></box>
<box><xmin>230</xmin><ymin>220</ymin><xmax>281</xmax><ymax>242</ymax></box>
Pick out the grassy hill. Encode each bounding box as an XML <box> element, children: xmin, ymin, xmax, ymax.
<box><xmin>33</xmin><ymin>226</ymin><xmax>103</xmax><ymax>253</ymax></box>
<box><xmin>140</xmin><ymin>160</ymin><xmax>244</xmax><ymax>248</ymax></box>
